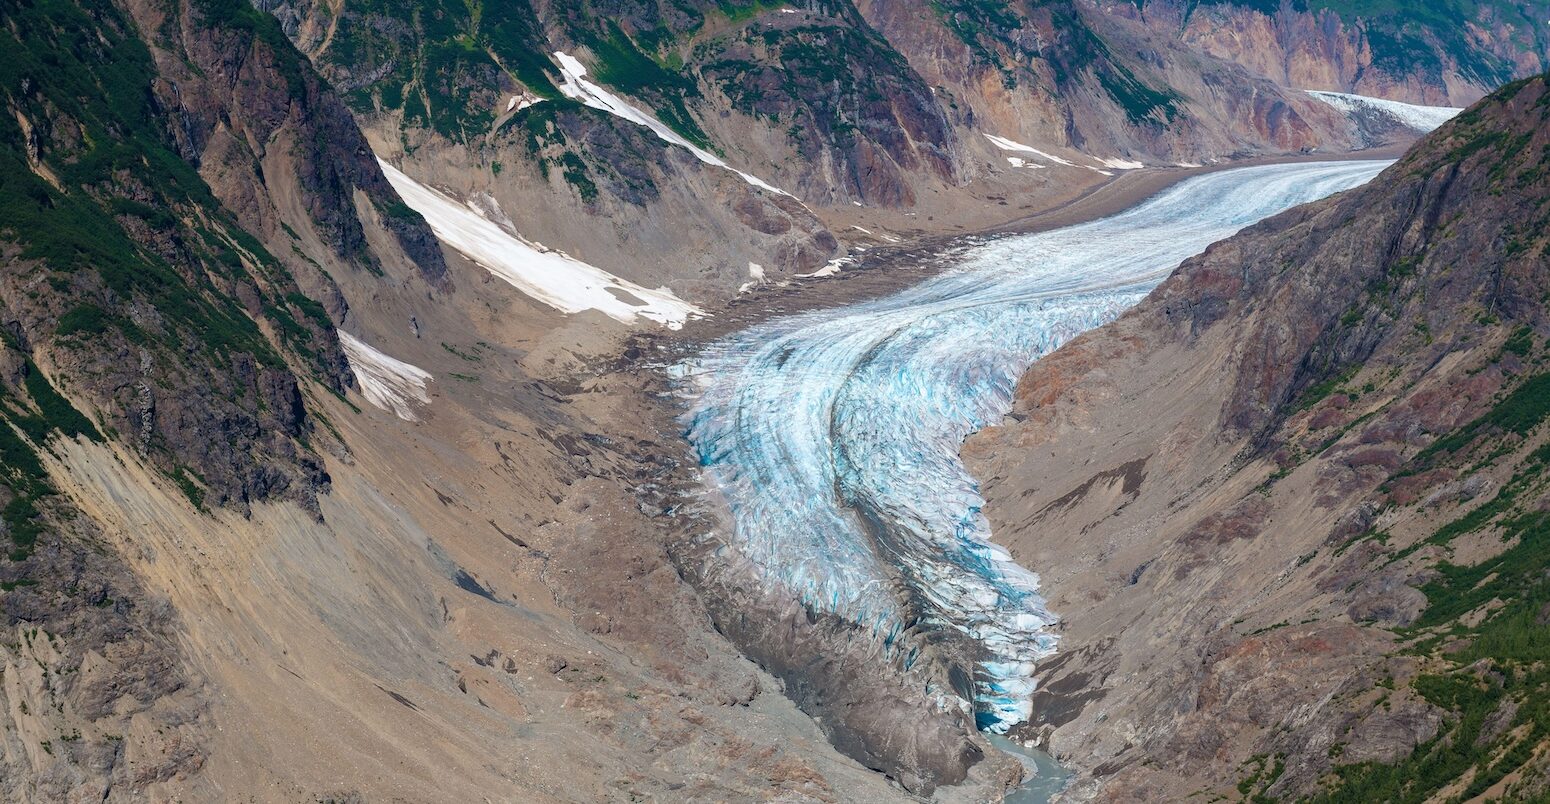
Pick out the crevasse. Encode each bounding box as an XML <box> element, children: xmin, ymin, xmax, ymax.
<box><xmin>680</xmin><ymin>161</ymin><xmax>1388</xmax><ymax>732</ymax></box>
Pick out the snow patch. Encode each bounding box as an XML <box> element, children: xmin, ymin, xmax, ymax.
<box><xmin>984</xmin><ymin>134</ymin><xmax>1077</xmax><ymax>167</ymax></box>
<box><xmin>1306</xmin><ymin>90</ymin><xmax>1462</xmax><ymax>133</ymax></box>
<box><xmin>739</xmin><ymin>262</ymin><xmax>769</xmax><ymax>294</ymax></box>
<box><xmin>795</xmin><ymin>256</ymin><xmax>853</xmax><ymax>278</ymax></box>
<box><xmin>552</xmin><ymin>51</ymin><xmax>791</xmax><ymax>197</ymax></box>
<box><xmin>338</xmin><ymin>332</ymin><xmax>432</xmax><ymax>422</ymax></box>
<box><xmin>505</xmin><ymin>92</ymin><xmax>544</xmax><ymax>113</ymax></box>
<box><xmin>1093</xmin><ymin>156</ymin><xmax>1145</xmax><ymax>170</ymax></box>
<box><xmin>378</xmin><ymin>159</ymin><xmax>700</xmax><ymax>328</ymax></box>
<box><xmin>985</xmin><ymin>134</ymin><xmax>1135</xmax><ymax>174</ymax></box>
<box><xmin>1005</xmin><ymin>156</ymin><xmax>1045</xmax><ymax>170</ymax></box>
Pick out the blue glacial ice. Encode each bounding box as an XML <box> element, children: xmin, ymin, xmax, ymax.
<box><xmin>679</xmin><ymin>161</ymin><xmax>1388</xmax><ymax>732</ymax></box>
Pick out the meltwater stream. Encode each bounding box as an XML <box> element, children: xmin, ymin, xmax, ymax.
<box><xmin>680</xmin><ymin>162</ymin><xmax>1386</xmax><ymax>740</ymax></box>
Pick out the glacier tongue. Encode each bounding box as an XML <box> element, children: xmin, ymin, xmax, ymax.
<box><xmin>680</xmin><ymin>160</ymin><xmax>1389</xmax><ymax>732</ymax></box>
<box><xmin>1306</xmin><ymin>90</ymin><xmax>1463</xmax><ymax>133</ymax></box>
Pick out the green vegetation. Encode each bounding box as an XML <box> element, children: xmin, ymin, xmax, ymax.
<box><xmin>1052</xmin><ymin>6</ymin><xmax>1180</xmax><ymax>124</ymax></box>
<box><xmin>189</xmin><ymin>0</ymin><xmax>310</xmax><ymax>90</ymax></box>
<box><xmin>0</xmin><ymin>361</ymin><xmax>102</xmax><ymax>559</ymax></box>
<box><xmin>1175</xmin><ymin>0</ymin><xmax>1535</xmax><ymax>87</ymax></box>
<box><xmin>0</xmin><ymin>0</ymin><xmax>318</xmax><ymax>371</ymax></box>
<box><xmin>1413</xmin><ymin>372</ymin><xmax>1550</xmax><ymax>464</ymax></box>
<box><xmin>0</xmin><ymin>0</ymin><xmax>357</xmax><ymax>536</ymax></box>
<box><xmin>0</xmin><ymin>415</ymin><xmax>52</xmax><ymax>561</ymax></box>
<box><xmin>170</xmin><ymin>466</ymin><xmax>207</xmax><ymax>510</ymax></box>
<box><xmin>508</xmin><ymin>102</ymin><xmax>606</xmax><ymax>201</ymax></box>
<box><xmin>1502</xmin><ymin>325</ymin><xmax>1535</xmax><ymax>357</ymax></box>
<box><xmin>324</xmin><ymin>2</ymin><xmax>713</xmax><ymax>148</ymax></box>
<box><xmin>559</xmin><ymin>153</ymin><xmax>599</xmax><ymax>203</ymax></box>
<box><xmin>1294</xmin><ymin>365</ymin><xmax>1360</xmax><ymax>412</ymax></box>
<box><xmin>1314</xmin><ymin>662</ymin><xmax>1550</xmax><ymax>802</ymax></box>
<box><xmin>1236</xmin><ymin>753</ymin><xmax>1287</xmax><ymax>803</ymax></box>
<box><xmin>1314</xmin><ymin>359</ymin><xmax>1550</xmax><ymax>800</ymax></box>
<box><xmin>578</xmin><ymin>21</ymin><xmax>712</xmax><ymax>150</ymax></box>
<box><xmin>20</xmin><ymin>362</ymin><xmax>101</xmax><ymax>443</ymax></box>
<box><xmin>928</xmin><ymin>0</ymin><xmax>1025</xmax><ymax>85</ymax></box>
<box><xmin>704</xmin><ymin>18</ymin><xmax>925</xmax><ymax>153</ymax></box>
<box><xmin>326</xmin><ymin>0</ymin><xmax>559</xmax><ymax>140</ymax></box>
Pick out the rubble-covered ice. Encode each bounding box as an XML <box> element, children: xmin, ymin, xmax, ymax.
<box><xmin>680</xmin><ymin>160</ymin><xmax>1387</xmax><ymax>732</ymax></box>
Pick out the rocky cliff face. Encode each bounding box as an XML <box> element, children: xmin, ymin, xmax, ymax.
<box><xmin>255</xmin><ymin>0</ymin><xmax>859</xmax><ymax>299</ymax></box>
<box><xmin>1114</xmin><ymin>0</ymin><xmax>1550</xmax><ymax>106</ymax></box>
<box><xmin>965</xmin><ymin>72</ymin><xmax>1550</xmax><ymax>799</ymax></box>
<box><xmin>0</xmin><ymin>0</ymin><xmax>438</xmax><ymax>794</ymax></box>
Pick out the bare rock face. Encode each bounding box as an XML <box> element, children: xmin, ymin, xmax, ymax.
<box><xmin>258</xmin><ymin>0</ymin><xmax>861</xmax><ymax>300</ymax></box>
<box><xmin>126</xmin><ymin>0</ymin><xmax>449</xmax><ymax>290</ymax></box>
<box><xmin>0</xmin><ymin>2</ymin><xmax>451</xmax><ymax>793</ymax></box>
<box><xmin>856</xmin><ymin>0</ymin><xmax>1357</xmax><ymax>163</ymax></box>
<box><xmin>1117</xmin><ymin>0</ymin><xmax>1550</xmax><ymax>107</ymax></box>
<box><xmin>0</xmin><ymin>507</ymin><xmax>211</xmax><ymax>803</ymax></box>
<box><xmin>966</xmin><ymin>74</ymin><xmax>1550</xmax><ymax>799</ymax></box>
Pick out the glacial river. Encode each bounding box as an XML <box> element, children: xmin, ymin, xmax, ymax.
<box><xmin>680</xmin><ymin>161</ymin><xmax>1386</xmax><ymax>787</ymax></box>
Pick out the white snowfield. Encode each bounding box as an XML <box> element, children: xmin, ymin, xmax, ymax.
<box><xmin>377</xmin><ymin>159</ymin><xmax>701</xmax><ymax>328</ymax></box>
<box><xmin>338</xmin><ymin>331</ymin><xmax>432</xmax><ymax>422</ymax></box>
<box><xmin>1306</xmin><ymin>90</ymin><xmax>1463</xmax><ymax>133</ymax></box>
<box><xmin>983</xmin><ymin>133</ymin><xmax>1142</xmax><ymax>174</ymax></box>
<box><xmin>552</xmin><ymin>51</ymin><xmax>791</xmax><ymax>197</ymax></box>
<box><xmin>984</xmin><ymin>134</ymin><xmax>1076</xmax><ymax>166</ymax></box>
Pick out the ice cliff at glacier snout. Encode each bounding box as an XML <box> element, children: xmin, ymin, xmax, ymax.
<box><xmin>680</xmin><ymin>161</ymin><xmax>1387</xmax><ymax>734</ymax></box>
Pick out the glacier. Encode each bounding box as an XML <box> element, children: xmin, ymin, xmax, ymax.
<box><xmin>679</xmin><ymin>160</ymin><xmax>1388</xmax><ymax>732</ymax></box>
<box><xmin>1306</xmin><ymin>90</ymin><xmax>1462</xmax><ymax>133</ymax></box>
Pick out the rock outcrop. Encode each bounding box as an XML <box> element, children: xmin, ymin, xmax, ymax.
<box><xmin>1116</xmin><ymin>0</ymin><xmax>1550</xmax><ymax>107</ymax></box>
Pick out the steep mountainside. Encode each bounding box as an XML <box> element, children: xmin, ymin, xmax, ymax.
<box><xmin>0</xmin><ymin>0</ymin><xmax>440</xmax><ymax>795</ymax></box>
<box><xmin>1117</xmin><ymin>0</ymin><xmax>1550</xmax><ymax>106</ymax></box>
<box><xmin>965</xmin><ymin>72</ymin><xmax>1550</xmax><ymax>800</ymax></box>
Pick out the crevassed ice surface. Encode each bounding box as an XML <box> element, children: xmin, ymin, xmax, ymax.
<box><xmin>681</xmin><ymin>161</ymin><xmax>1388</xmax><ymax>732</ymax></box>
<box><xmin>1306</xmin><ymin>90</ymin><xmax>1462</xmax><ymax>133</ymax></box>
